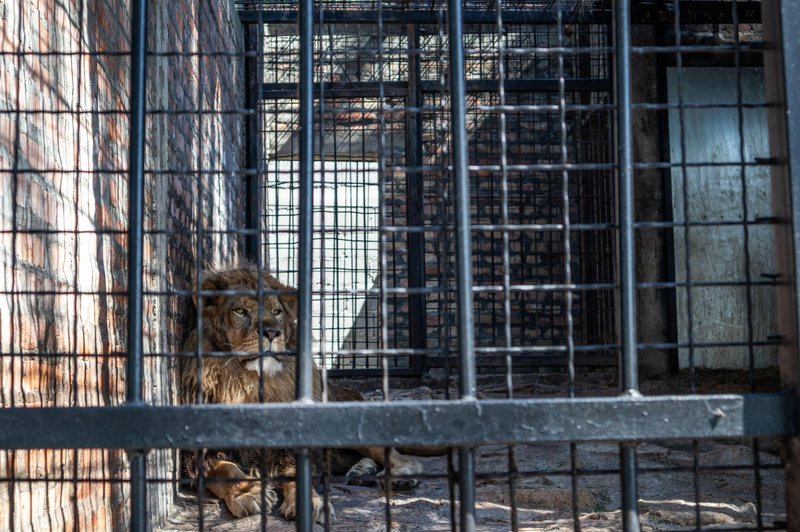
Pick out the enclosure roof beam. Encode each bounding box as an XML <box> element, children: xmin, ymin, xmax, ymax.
<box><xmin>0</xmin><ymin>393</ymin><xmax>792</xmax><ymax>450</ymax></box>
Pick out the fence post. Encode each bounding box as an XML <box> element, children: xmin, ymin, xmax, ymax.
<box><xmin>762</xmin><ymin>1</ymin><xmax>800</xmax><ymax>529</ymax></box>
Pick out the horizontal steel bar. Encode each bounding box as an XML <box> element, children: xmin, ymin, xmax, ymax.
<box><xmin>6</xmin><ymin>338</ymin><xmax>785</xmax><ymax>360</ymax></box>
<box><xmin>238</xmin><ymin>3</ymin><xmax>761</xmax><ymax>25</ymax></box>
<box><xmin>239</xmin><ymin>9</ymin><xmax>612</xmax><ymax>25</ymax></box>
<box><xmin>0</xmin><ymin>393</ymin><xmax>792</xmax><ymax>450</ymax></box>
<box><xmin>428</xmin><ymin>352</ymin><xmax>618</xmax><ymax>367</ymax></box>
<box><xmin>0</xmin><ymin>218</ymin><xmax>780</xmax><ymax>237</ymax></box>
<box><xmin>260</xmin><ymin>79</ymin><xmax>610</xmax><ymax>99</ymax></box>
<box><xmin>632</xmin><ymin>1</ymin><xmax>760</xmax><ymax>25</ymax></box>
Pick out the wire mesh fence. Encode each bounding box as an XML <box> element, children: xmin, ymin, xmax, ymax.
<box><xmin>0</xmin><ymin>0</ymin><xmax>797</xmax><ymax>531</ymax></box>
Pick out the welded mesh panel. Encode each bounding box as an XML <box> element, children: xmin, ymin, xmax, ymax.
<box><xmin>260</xmin><ymin>94</ymin><xmax>410</xmax><ymax>369</ymax></box>
<box><xmin>421</xmin><ymin>45</ymin><xmax>616</xmax><ymax>372</ymax></box>
<box><xmin>258</xmin><ymin>15</ymin><xmax>618</xmax><ymax>374</ymax></box>
<box><xmin>0</xmin><ymin>1</ymin><xmax>795</xmax><ymax>532</ymax></box>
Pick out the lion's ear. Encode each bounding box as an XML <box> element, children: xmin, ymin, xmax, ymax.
<box><xmin>193</xmin><ymin>275</ymin><xmax>223</xmax><ymax>311</ymax></box>
<box><xmin>279</xmin><ymin>291</ymin><xmax>297</xmax><ymax>322</ymax></box>
<box><xmin>263</xmin><ymin>273</ymin><xmax>297</xmax><ymax>322</ymax></box>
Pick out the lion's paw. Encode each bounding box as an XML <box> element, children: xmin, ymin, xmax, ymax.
<box><xmin>379</xmin><ymin>458</ymin><xmax>423</xmax><ymax>491</ymax></box>
<box><xmin>280</xmin><ymin>490</ymin><xmax>334</xmax><ymax>524</ymax></box>
<box><xmin>225</xmin><ymin>482</ymin><xmax>277</xmax><ymax>518</ymax></box>
<box><xmin>318</xmin><ymin>498</ymin><xmax>336</xmax><ymax>525</ymax></box>
<box><xmin>346</xmin><ymin>457</ymin><xmax>378</xmax><ymax>486</ymax></box>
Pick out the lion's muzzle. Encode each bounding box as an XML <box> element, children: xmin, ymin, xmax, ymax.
<box><xmin>263</xmin><ymin>326</ymin><xmax>282</xmax><ymax>342</ymax></box>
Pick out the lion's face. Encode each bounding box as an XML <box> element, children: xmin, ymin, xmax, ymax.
<box><xmin>194</xmin><ymin>267</ymin><xmax>297</xmax><ymax>369</ymax></box>
<box><xmin>214</xmin><ymin>292</ymin><xmax>294</xmax><ymax>353</ymax></box>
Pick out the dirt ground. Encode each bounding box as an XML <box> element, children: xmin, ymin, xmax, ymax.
<box><xmin>158</xmin><ymin>369</ymin><xmax>787</xmax><ymax>531</ymax></box>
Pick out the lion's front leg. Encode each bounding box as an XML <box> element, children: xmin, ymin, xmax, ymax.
<box><xmin>277</xmin><ymin>464</ymin><xmax>333</xmax><ymax>524</ymax></box>
<box><xmin>205</xmin><ymin>460</ymin><xmax>277</xmax><ymax>518</ymax></box>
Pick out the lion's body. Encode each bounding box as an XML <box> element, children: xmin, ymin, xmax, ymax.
<box><xmin>179</xmin><ymin>266</ymin><xmax>426</xmax><ymax>524</ymax></box>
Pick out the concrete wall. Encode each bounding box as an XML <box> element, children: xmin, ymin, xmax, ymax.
<box><xmin>0</xmin><ymin>0</ymin><xmax>245</xmax><ymax>529</ymax></box>
<box><xmin>667</xmin><ymin>67</ymin><xmax>777</xmax><ymax>369</ymax></box>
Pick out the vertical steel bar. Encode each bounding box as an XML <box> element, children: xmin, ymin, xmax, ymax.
<box><xmin>192</xmin><ymin>2</ymin><xmax>209</xmax><ymax>526</ymax></box>
<box><xmin>129</xmin><ymin>452</ymin><xmax>147</xmax><ymax>532</ymax></box>
<box><xmin>405</xmin><ymin>24</ymin><xmax>428</xmax><ymax>374</ymax></box>
<box><xmin>762</xmin><ymin>1</ymin><xmax>800</xmax><ymax>529</ymax></box>
<box><xmin>315</xmin><ymin>9</ymin><xmax>334</xmax><ymax>527</ymax></box>
<box><xmin>297</xmin><ymin>0</ymin><xmax>315</xmax><ymax>528</ymax></box>
<box><xmin>495</xmin><ymin>3</ymin><xmax>520</xmax><ymax>529</ymax></box>
<box><xmin>126</xmin><ymin>0</ymin><xmax>148</xmax><ymax>530</ymax></box>
<box><xmin>620</xmin><ymin>445</ymin><xmax>639</xmax><ymax>530</ymax></box>
<box><xmin>375</xmin><ymin>4</ymin><xmax>396</xmax><ymax>528</ymax></box>
<box><xmin>432</xmin><ymin>10</ymin><xmax>458</xmax><ymax>530</ymax></box>
<box><xmin>244</xmin><ymin>23</ymin><xmax>264</xmax><ymax>264</ymax></box>
<box><xmin>447</xmin><ymin>0</ymin><xmax>475</xmax><ymax>407</ymax></box>
<box><xmin>614</xmin><ymin>0</ymin><xmax>640</xmax><ymax>530</ymax></box>
<box><xmin>126</xmin><ymin>0</ymin><xmax>147</xmax><ymax>407</ymax></box>
<box><xmin>615</xmin><ymin>0</ymin><xmax>636</xmax><ymax>394</ymax></box>
<box><xmin>729</xmin><ymin>5</ymin><xmax>765</xmax><ymax>528</ymax></box>
<box><xmin>252</xmin><ymin>9</ymin><xmax>270</xmax><ymax>531</ymax></box>
<box><xmin>555</xmin><ymin>5</ymin><xmax>581</xmax><ymax>531</ymax></box>
<box><xmin>297</xmin><ymin>0</ymin><xmax>314</xmax><ymax>405</ymax></box>
<box><xmin>447</xmin><ymin>0</ymin><xmax>476</xmax><ymax>530</ymax></box>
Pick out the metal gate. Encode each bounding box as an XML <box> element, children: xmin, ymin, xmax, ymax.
<box><xmin>1</xmin><ymin>0</ymin><xmax>799</xmax><ymax>531</ymax></box>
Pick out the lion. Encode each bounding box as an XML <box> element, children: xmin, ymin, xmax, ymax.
<box><xmin>180</xmin><ymin>265</ymin><xmax>428</xmax><ymax>524</ymax></box>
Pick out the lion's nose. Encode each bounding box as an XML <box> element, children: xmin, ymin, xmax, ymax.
<box><xmin>263</xmin><ymin>327</ymin><xmax>281</xmax><ymax>342</ymax></box>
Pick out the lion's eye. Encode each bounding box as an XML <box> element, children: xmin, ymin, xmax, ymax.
<box><xmin>233</xmin><ymin>308</ymin><xmax>247</xmax><ymax>316</ymax></box>
<box><xmin>272</xmin><ymin>308</ymin><xmax>282</xmax><ymax>316</ymax></box>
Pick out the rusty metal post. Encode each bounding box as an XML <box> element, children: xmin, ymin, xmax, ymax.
<box><xmin>762</xmin><ymin>1</ymin><xmax>800</xmax><ymax>528</ymax></box>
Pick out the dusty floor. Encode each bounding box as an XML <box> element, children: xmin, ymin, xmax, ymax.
<box><xmin>157</xmin><ymin>370</ymin><xmax>787</xmax><ymax>531</ymax></box>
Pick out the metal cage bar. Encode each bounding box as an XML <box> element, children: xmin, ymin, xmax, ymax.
<box><xmin>613</xmin><ymin>0</ymin><xmax>640</xmax><ymax>530</ymax></box>
<box><xmin>405</xmin><ymin>23</ymin><xmax>428</xmax><ymax>373</ymax></box>
<box><xmin>447</xmin><ymin>0</ymin><xmax>478</xmax><ymax>528</ymax></box>
<box><xmin>296</xmin><ymin>0</ymin><xmax>316</xmax><ymax>526</ymax></box>
<box><xmin>0</xmin><ymin>393</ymin><xmax>792</xmax><ymax>449</ymax></box>
<box><xmin>237</xmin><ymin>3</ymin><xmax>762</xmax><ymax>25</ymax></box>
<box><xmin>125</xmin><ymin>0</ymin><xmax>149</xmax><ymax>530</ymax></box>
<box><xmin>762</xmin><ymin>1</ymin><xmax>800</xmax><ymax>527</ymax></box>
<box><xmin>244</xmin><ymin>23</ymin><xmax>265</xmax><ymax>264</ymax></box>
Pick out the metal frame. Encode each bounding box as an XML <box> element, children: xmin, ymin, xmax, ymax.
<box><xmin>1</xmin><ymin>393</ymin><xmax>791</xmax><ymax>449</ymax></box>
<box><xmin>1</xmin><ymin>1</ymin><xmax>797</xmax><ymax>530</ymax></box>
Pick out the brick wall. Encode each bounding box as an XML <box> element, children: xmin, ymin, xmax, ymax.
<box><xmin>0</xmin><ymin>0</ymin><xmax>245</xmax><ymax>529</ymax></box>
